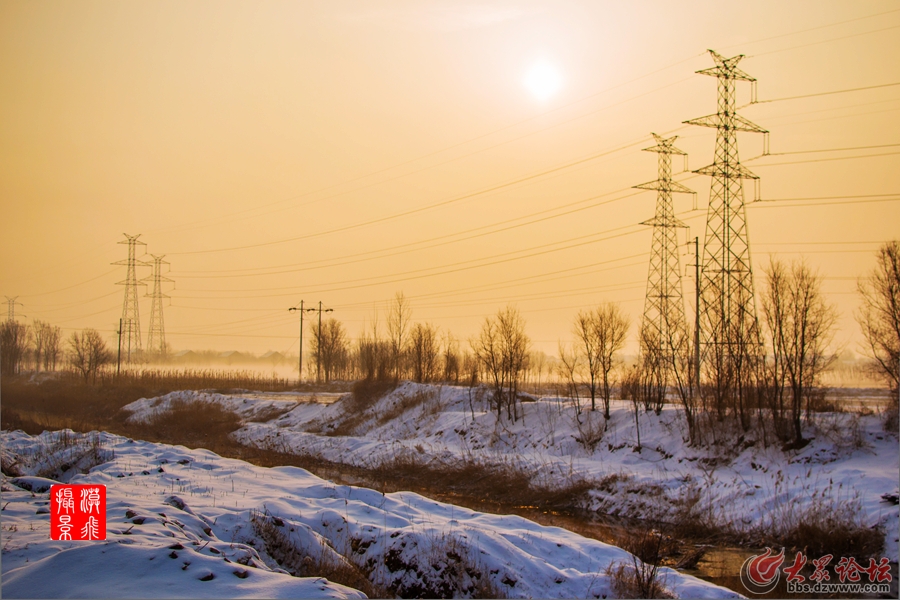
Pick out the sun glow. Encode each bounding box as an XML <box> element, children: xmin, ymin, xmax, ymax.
<box><xmin>524</xmin><ymin>60</ymin><xmax>562</xmax><ymax>101</ymax></box>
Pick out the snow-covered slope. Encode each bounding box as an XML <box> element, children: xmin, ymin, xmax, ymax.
<box><xmin>216</xmin><ymin>382</ymin><xmax>899</xmax><ymax>561</ymax></box>
<box><xmin>1</xmin><ymin>429</ymin><xmax>739</xmax><ymax>599</ymax></box>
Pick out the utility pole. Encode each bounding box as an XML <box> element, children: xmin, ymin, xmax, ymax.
<box><xmin>315</xmin><ymin>301</ymin><xmax>333</xmax><ymax>383</ymax></box>
<box><xmin>4</xmin><ymin>296</ymin><xmax>24</xmax><ymax>322</ymax></box>
<box><xmin>116</xmin><ymin>318</ymin><xmax>123</xmax><ymax>377</ymax></box>
<box><xmin>143</xmin><ymin>255</ymin><xmax>172</xmax><ymax>358</ymax></box>
<box><xmin>634</xmin><ymin>133</ymin><xmax>693</xmax><ymax>394</ymax></box>
<box><xmin>113</xmin><ymin>234</ymin><xmax>148</xmax><ymax>364</ymax></box>
<box><xmin>693</xmin><ymin>236</ymin><xmax>701</xmax><ymax>394</ymax></box>
<box><xmin>684</xmin><ymin>50</ymin><xmax>768</xmax><ymax>406</ymax></box>
<box><xmin>288</xmin><ymin>300</ymin><xmax>315</xmax><ymax>383</ymax></box>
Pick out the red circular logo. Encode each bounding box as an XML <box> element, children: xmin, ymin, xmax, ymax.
<box><xmin>740</xmin><ymin>547</ymin><xmax>785</xmax><ymax>594</ymax></box>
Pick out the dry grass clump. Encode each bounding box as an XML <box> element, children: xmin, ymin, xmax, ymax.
<box><xmin>137</xmin><ymin>399</ymin><xmax>244</xmax><ymax>448</ymax></box>
<box><xmin>324</xmin><ymin>380</ymin><xmax>397</xmax><ymax>436</ymax></box>
<box><xmin>376</xmin><ymin>388</ymin><xmax>438</xmax><ymax>426</ymax></box>
<box><xmin>2</xmin><ymin>430</ymin><xmax>113</xmax><ymax>480</ymax></box>
<box><xmin>249</xmin><ymin>508</ymin><xmax>388</xmax><ymax>598</ymax></box>
<box><xmin>606</xmin><ymin>525</ymin><xmax>673</xmax><ymax>599</ymax></box>
<box><xmin>779</xmin><ymin>498</ymin><xmax>884</xmax><ymax>559</ymax></box>
<box><xmin>370</xmin><ymin>452</ymin><xmax>595</xmax><ymax>512</ymax></box>
<box><xmin>379</xmin><ymin>530</ymin><xmax>506</xmax><ymax>598</ymax></box>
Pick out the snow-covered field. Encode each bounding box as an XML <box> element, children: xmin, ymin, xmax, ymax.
<box><xmin>185</xmin><ymin>381</ymin><xmax>898</xmax><ymax>561</ymax></box>
<box><xmin>1</xmin><ymin>429</ymin><xmax>738</xmax><ymax>599</ymax></box>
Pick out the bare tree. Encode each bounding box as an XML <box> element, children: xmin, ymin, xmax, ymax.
<box><xmin>68</xmin><ymin>328</ymin><xmax>113</xmax><ymax>384</ymax></box>
<box><xmin>857</xmin><ymin>240</ymin><xmax>900</xmax><ymax>402</ymax></box>
<box><xmin>557</xmin><ymin>342</ymin><xmax>582</xmax><ymax>415</ymax></box>
<box><xmin>574</xmin><ymin>310</ymin><xmax>603</xmax><ymax>412</ymax></box>
<box><xmin>442</xmin><ymin>332</ymin><xmax>460</xmax><ymax>383</ymax></box>
<box><xmin>409</xmin><ymin>322</ymin><xmax>440</xmax><ymax>383</ymax></box>
<box><xmin>387</xmin><ymin>292</ymin><xmax>411</xmax><ymax>380</ymax></box>
<box><xmin>473</xmin><ymin>316</ymin><xmax>504</xmax><ymax>418</ymax></box>
<box><xmin>43</xmin><ymin>323</ymin><xmax>62</xmax><ymax>371</ymax></box>
<box><xmin>590</xmin><ymin>303</ymin><xmax>631</xmax><ymax>419</ymax></box>
<box><xmin>527</xmin><ymin>350</ymin><xmax>549</xmax><ymax>395</ymax></box>
<box><xmin>310</xmin><ymin>318</ymin><xmax>349</xmax><ymax>383</ymax></box>
<box><xmin>0</xmin><ymin>320</ymin><xmax>30</xmax><ymax>375</ymax></box>
<box><xmin>497</xmin><ymin>306</ymin><xmax>530</xmax><ymax>421</ymax></box>
<box><xmin>32</xmin><ymin>319</ymin><xmax>48</xmax><ymax>372</ymax></box>
<box><xmin>472</xmin><ymin>305</ymin><xmax>530</xmax><ymax>421</ymax></box>
<box><xmin>762</xmin><ymin>258</ymin><xmax>837</xmax><ymax>444</ymax></box>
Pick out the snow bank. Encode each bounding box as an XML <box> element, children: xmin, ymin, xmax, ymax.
<box><xmin>1</xmin><ymin>429</ymin><xmax>739</xmax><ymax>599</ymax></box>
<box><xmin>230</xmin><ymin>382</ymin><xmax>900</xmax><ymax>561</ymax></box>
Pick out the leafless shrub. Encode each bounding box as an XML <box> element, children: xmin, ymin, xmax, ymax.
<box><xmin>573</xmin><ymin>408</ymin><xmax>605</xmax><ymax>452</ymax></box>
<box><xmin>68</xmin><ymin>329</ymin><xmax>113</xmax><ymax>385</ymax></box>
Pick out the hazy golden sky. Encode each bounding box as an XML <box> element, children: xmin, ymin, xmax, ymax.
<box><xmin>2</xmin><ymin>0</ymin><xmax>899</xmax><ymax>357</ymax></box>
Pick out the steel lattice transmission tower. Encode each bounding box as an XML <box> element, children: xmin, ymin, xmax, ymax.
<box><xmin>684</xmin><ymin>50</ymin><xmax>768</xmax><ymax>411</ymax></box>
<box><xmin>113</xmin><ymin>234</ymin><xmax>147</xmax><ymax>363</ymax></box>
<box><xmin>5</xmin><ymin>296</ymin><xmax>24</xmax><ymax>322</ymax></box>
<box><xmin>634</xmin><ymin>134</ymin><xmax>693</xmax><ymax>388</ymax></box>
<box><xmin>143</xmin><ymin>255</ymin><xmax>172</xmax><ymax>357</ymax></box>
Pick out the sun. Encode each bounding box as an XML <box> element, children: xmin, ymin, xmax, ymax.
<box><xmin>524</xmin><ymin>61</ymin><xmax>562</xmax><ymax>101</ymax></box>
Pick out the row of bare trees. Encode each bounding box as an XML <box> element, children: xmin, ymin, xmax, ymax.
<box><xmin>0</xmin><ymin>319</ymin><xmax>63</xmax><ymax>376</ymax></box>
<box><xmin>0</xmin><ymin>319</ymin><xmax>113</xmax><ymax>384</ymax></box>
<box><xmin>551</xmin><ymin>243</ymin><xmax>899</xmax><ymax>447</ymax></box>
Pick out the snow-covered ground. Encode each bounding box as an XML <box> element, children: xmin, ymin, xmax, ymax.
<box><xmin>1</xmin><ymin>428</ymin><xmax>739</xmax><ymax>599</ymax></box>
<box><xmin>180</xmin><ymin>381</ymin><xmax>900</xmax><ymax>561</ymax></box>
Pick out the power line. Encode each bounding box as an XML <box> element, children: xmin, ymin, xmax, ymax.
<box><xmin>151</xmin><ymin>56</ymin><xmax>704</xmax><ymax>240</ymax></box>
<box><xmin>756</xmin><ymin>81</ymin><xmax>900</xmax><ymax>104</ymax></box>
<box><xmin>172</xmin><ymin>187</ymin><xmax>652</xmax><ymax>280</ymax></box>
<box><xmin>761</xmin><ymin>143</ymin><xmax>900</xmax><ymax>156</ymax></box>
<box><xmin>174</xmin><ymin>224</ymin><xmax>648</xmax><ymax>298</ymax></box>
<box><xmin>752</xmin><ymin>151</ymin><xmax>900</xmax><ymax>167</ymax></box>
<box><xmin>167</xmin><ymin>138</ymin><xmax>656</xmax><ymax>257</ymax></box>
<box><xmin>721</xmin><ymin>7</ymin><xmax>900</xmax><ymax>52</ymax></box>
<box><xmin>750</xmin><ymin>23</ymin><xmax>900</xmax><ymax>58</ymax></box>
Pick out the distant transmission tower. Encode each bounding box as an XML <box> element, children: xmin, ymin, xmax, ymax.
<box><xmin>143</xmin><ymin>255</ymin><xmax>172</xmax><ymax>357</ymax></box>
<box><xmin>634</xmin><ymin>134</ymin><xmax>693</xmax><ymax>388</ymax></box>
<box><xmin>685</xmin><ymin>50</ymin><xmax>768</xmax><ymax>407</ymax></box>
<box><xmin>5</xmin><ymin>296</ymin><xmax>24</xmax><ymax>322</ymax></box>
<box><xmin>113</xmin><ymin>234</ymin><xmax>147</xmax><ymax>363</ymax></box>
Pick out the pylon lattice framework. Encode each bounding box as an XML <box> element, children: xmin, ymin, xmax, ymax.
<box><xmin>634</xmin><ymin>134</ymin><xmax>693</xmax><ymax>375</ymax></box>
<box><xmin>685</xmin><ymin>50</ymin><xmax>768</xmax><ymax>361</ymax></box>
<box><xmin>5</xmin><ymin>296</ymin><xmax>23</xmax><ymax>322</ymax></box>
<box><xmin>113</xmin><ymin>234</ymin><xmax>147</xmax><ymax>363</ymax></box>
<box><xmin>143</xmin><ymin>255</ymin><xmax>172</xmax><ymax>356</ymax></box>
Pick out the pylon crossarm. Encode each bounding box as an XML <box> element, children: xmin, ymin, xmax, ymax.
<box><xmin>693</xmin><ymin>162</ymin><xmax>759</xmax><ymax>180</ymax></box>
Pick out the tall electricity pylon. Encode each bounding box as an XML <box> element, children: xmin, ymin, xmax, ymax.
<box><xmin>5</xmin><ymin>296</ymin><xmax>24</xmax><ymax>322</ymax></box>
<box><xmin>634</xmin><ymin>134</ymin><xmax>693</xmax><ymax>388</ymax></box>
<box><xmin>684</xmin><ymin>50</ymin><xmax>768</xmax><ymax>410</ymax></box>
<box><xmin>113</xmin><ymin>234</ymin><xmax>147</xmax><ymax>363</ymax></box>
<box><xmin>144</xmin><ymin>255</ymin><xmax>171</xmax><ymax>357</ymax></box>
